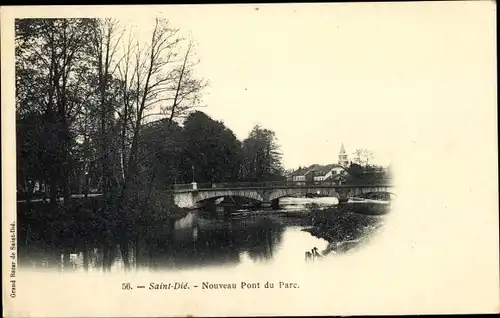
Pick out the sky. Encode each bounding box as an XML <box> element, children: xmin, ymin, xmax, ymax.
<box><xmin>160</xmin><ymin>4</ymin><xmax>403</xmax><ymax>169</ymax></box>
<box><xmin>7</xmin><ymin>3</ymin><xmax>496</xmax><ymax>170</ymax></box>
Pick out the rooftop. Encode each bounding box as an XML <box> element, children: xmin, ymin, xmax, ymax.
<box><xmin>287</xmin><ymin>163</ymin><xmax>346</xmax><ymax>177</ymax></box>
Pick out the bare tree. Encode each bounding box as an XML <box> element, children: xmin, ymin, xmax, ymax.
<box><xmin>352</xmin><ymin>148</ymin><xmax>374</xmax><ymax>167</ymax></box>
<box><xmin>116</xmin><ymin>18</ymin><xmax>207</xmax><ymax>198</ymax></box>
<box><xmin>100</xmin><ymin>18</ymin><xmax>207</xmax><ymax>267</ymax></box>
<box><xmin>89</xmin><ymin>19</ymin><xmax>126</xmax><ymax>205</ymax></box>
<box><xmin>16</xmin><ymin>18</ymin><xmax>207</xmax><ymax>271</ymax></box>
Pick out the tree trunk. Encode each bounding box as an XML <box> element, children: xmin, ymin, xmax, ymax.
<box><xmin>62</xmin><ymin>249</ymin><xmax>71</xmax><ymax>272</ymax></box>
<box><xmin>120</xmin><ymin>239</ymin><xmax>131</xmax><ymax>271</ymax></box>
<box><xmin>49</xmin><ymin>175</ymin><xmax>58</xmax><ymax>205</ymax></box>
<box><xmin>134</xmin><ymin>235</ymin><xmax>140</xmax><ymax>270</ymax></box>
<box><xmin>83</xmin><ymin>243</ymin><xmax>89</xmax><ymax>271</ymax></box>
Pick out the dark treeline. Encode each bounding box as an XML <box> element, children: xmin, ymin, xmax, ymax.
<box><xmin>16</xmin><ymin>18</ymin><xmax>284</xmax><ymax>269</ymax></box>
<box><xmin>16</xmin><ymin>17</ymin><xmax>207</xmax><ymax>207</ymax></box>
<box><xmin>15</xmin><ymin>17</ymin><xmax>208</xmax><ymax>269</ymax></box>
<box><xmin>344</xmin><ymin>163</ymin><xmax>392</xmax><ymax>185</ymax></box>
<box><xmin>346</xmin><ymin>148</ymin><xmax>392</xmax><ymax>185</ymax></box>
<box><xmin>138</xmin><ymin>112</ymin><xmax>285</xmax><ymax>191</ymax></box>
<box><xmin>16</xmin><ymin>18</ymin><xmax>285</xmax><ymax>203</ymax></box>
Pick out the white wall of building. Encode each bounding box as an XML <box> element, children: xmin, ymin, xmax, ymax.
<box><xmin>292</xmin><ymin>175</ymin><xmax>305</xmax><ymax>181</ymax></box>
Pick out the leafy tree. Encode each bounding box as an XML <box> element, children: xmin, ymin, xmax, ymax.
<box><xmin>16</xmin><ymin>18</ymin><xmax>98</xmax><ymax>203</ymax></box>
<box><xmin>16</xmin><ymin>17</ymin><xmax>208</xmax><ymax>270</ymax></box>
<box><xmin>16</xmin><ymin>113</ymin><xmax>47</xmax><ymax>200</ymax></box>
<box><xmin>241</xmin><ymin>125</ymin><xmax>284</xmax><ymax>181</ymax></box>
<box><xmin>344</xmin><ymin>161</ymin><xmax>392</xmax><ymax>185</ymax></box>
<box><xmin>182</xmin><ymin>111</ymin><xmax>242</xmax><ymax>183</ymax></box>
<box><xmin>346</xmin><ymin>163</ymin><xmax>363</xmax><ymax>177</ymax></box>
<box><xmin>137</xmin><ymin>119</ymin><xmax>185</xmax><ymax>190</ymax></box>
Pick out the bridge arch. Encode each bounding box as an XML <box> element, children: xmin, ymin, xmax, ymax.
<box><xmin>267</xmin><ymin>188</ymin><xmax>338</xmax><ymax>201</ymax></box>
<box><xmin>194</xmin><ymin>189</ymin><xmax>264</xmax><ymax>205</ymax></box>
<box><xmin>172</xmin><ymin>183</ymin><xmax>395</xmax><ymax>209</ymax></box>
<box><xmin>335</xmin><ymin>186</ymin><xmax>393</xmax><ymax>197</ymax></box>
<box><xmin>354</xmin><ymin>191</ymin><xmax>396</xmax><ymax>200</ymax></box>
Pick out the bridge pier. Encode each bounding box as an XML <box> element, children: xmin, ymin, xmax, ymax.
<box><xmin>259</xmin><ymin>199</ymin><xmax>280</xmax><ymax>210</ymax></box>
<box><xmin>271</xmin><ymin>199</ymin><xmax>280</xmax><ymax>210</ymax></box>
<box><xmin>174</xmin><ymin>191</ymin><xmax>196</xmax><ymax>209</ymax></box>
<box><xmin>338</xmin><ymin>196</ymin><xmax>349</xmax><ymax>204</ymax></box>
<box><xmin>334</xmin><ymin>188</ymin><xmax>351</xmax><ymax>204</ymax></box>
<box><xmin>260</xmin><ymin>202</ymin><xmax>271</xmax><ymax>208</ymax></box>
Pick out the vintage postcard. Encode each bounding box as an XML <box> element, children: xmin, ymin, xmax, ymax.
<box><xmin>2</xmin><ymin>2</ymin><xmax>498</xmax><ymax>317</ymax></box>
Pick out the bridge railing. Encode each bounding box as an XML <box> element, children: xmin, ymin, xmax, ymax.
<box><xmin>172</xmin><ymin>180</ymin><xmax>393</xmax><ymax>191</ymax></box>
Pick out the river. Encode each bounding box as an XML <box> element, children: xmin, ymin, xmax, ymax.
<box><xmin>17</xmin><ymin>197</ymin><xmax>387</xmax><ymax>273</ymax></box>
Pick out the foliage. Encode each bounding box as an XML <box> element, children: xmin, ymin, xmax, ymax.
<box><xmin>16</xmin><ymin>18</ymin><xmax>287</xmax><ymax>204</ymax></box>
<box><xmin>15</xmin><ymin>18</ymin><xmax>296</xmax><ymax>273</ymax></box>
<box><xmin>241</xmin><ymin>125</ymin><xmax>284</xmax><ymax>181</ymax></box>
<box><xmin>136</xmin><ymin>112</ymin><xmax>285</xmax><ymax>185</ymax></box>
<box><xmin>344</xmin><ymin>162</ymin><xmax>392</xmax><ymax>185</ymax></box>
<box><xmin>181</xmin><ymin>111</ymin><xmax>242</xmax><ymax>183</ymax></box>
<box><xmin>16</xmin><ymin>19</ymin><xmax>288</xmax><ymax>266</ymax></box>
<box><xmin>16</xmin><ymin>18</ymin><xmax>99</xmax><ymax>202</ymax></box>
<box><xmin>15</xmin><ymin>18</ymin><xmax>207</xmax><ymax>204</ymax></box>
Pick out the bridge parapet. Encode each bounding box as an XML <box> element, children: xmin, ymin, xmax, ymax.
<box><xmin>173</xmin><ymin>181</ymin><xmax>393</xmax><ymax>192</ymax></box>
<box><xmin>172</xmin><ymin>181</ymin><xmax>394</xmax><ymax>209</ymax></box>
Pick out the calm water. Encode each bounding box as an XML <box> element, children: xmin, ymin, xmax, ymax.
<box><xmin>18</xmin><ymin>202</ymin><xmax>340</xmax><ymax>273</ymax></box>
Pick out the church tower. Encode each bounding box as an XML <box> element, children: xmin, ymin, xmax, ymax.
<box><xmin>338</xmin><ymin>143</ymin><xmax>349</xmax><ymax>167</ymax></box>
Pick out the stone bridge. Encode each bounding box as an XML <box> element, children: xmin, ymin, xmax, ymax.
<box><xmin>172</xmin><ymin>181</ymin><xmax>394</xmax><ymax>209</ymax></box>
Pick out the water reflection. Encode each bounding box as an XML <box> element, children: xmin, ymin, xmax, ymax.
<box><xmin>146</xmin><ymin>211</ymin><xmax>286</xmax><ymax>269</ymax></box>
<box><xmin>18</xmin><ymin>198</ymin><xmax>386</xmax><ymax>273</ymax></box>
<box><xmin>19</xmin><ymin>207</ymin><xmax>330</xmax><ymax>272</ymax></box>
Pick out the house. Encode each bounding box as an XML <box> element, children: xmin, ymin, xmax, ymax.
<box><xmin>321</xmin><ymin>164</ymin><xmax>348</xmax><ymax>180</ymax></box>
<box><xmin>287</xmin><ymin>166</ymin><xmax>308</xmax><ymax>182</ymax></box>
<box><xmin>286</xmin><ymin>164</ymin><xmax>347</xmax><ymax>184</ymax></box>
<box><xmin>286</xmin><ymin>143</ymin><xmax>351</xmax><ymax>183</ymax></box>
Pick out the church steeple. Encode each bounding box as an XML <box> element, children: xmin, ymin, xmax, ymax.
<box><xmin>338</xmin><ymin>143</ymin><xmax>349</xmax><ymax>167</ymax></box>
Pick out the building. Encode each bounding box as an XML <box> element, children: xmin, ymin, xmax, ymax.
<box><xmin>338</xmin><ymin>143</ymin><xmax>349</xmax><ymax>168</ymax></box>
<box><xmin>286</xmin><ymin>143</ymin><xmax>350</xmax><ymax>183</ymax></box>
<box><xmin>287</xmin><ymin>166</ymin><xmax>308</xmax><ymax>182</ymax></box>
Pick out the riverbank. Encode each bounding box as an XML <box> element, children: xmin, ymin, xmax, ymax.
<box><xmin>17</xmin><ymin>196</ymin><xmax>192</xmax><ymax>250</ymax></box>
<box><xmin>302</xmin><ymin>204</ymin><xmax>387</xmax><ymax>253</ymax></box>
<box><xmin>342</xmin><ymin>201</ymin><xmax>391</xmax><ymax>215</ymax></box>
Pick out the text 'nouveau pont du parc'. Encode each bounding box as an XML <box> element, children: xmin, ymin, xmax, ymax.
<box><xmin>122</xmin><ymin>281</ymin><xmax>299</xmax><ymax>291</ymax></box>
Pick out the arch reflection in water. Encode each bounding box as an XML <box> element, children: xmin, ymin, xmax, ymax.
<box><xmin>19</xmin><ymin>200</ymin><xmax>386</xmax><ymax>273</ymax></box>
<box><xmin>20</xmin><ymin>208</ymin><xmax>328</xmax><ymax>272</ymax></box>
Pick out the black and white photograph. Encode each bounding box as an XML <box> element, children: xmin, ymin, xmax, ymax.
<box><xmin>2</xmin><ymin>3</ymin><xmax>498</xmax><ymax>317</ymax></box>
<box><xmin>14</xmin><ymin>11</ymin><xmax>394</xmax><ymax>273</ymax></box>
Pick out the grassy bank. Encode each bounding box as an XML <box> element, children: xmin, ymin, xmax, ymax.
<box><xmin>17</xmin><ymin>196</ymin><xmax>191</xmax><ymax>251</ymax></box>
<box><xmin>343</xmin><ymin>201</ymin><xmax>391</xmax><ymax>215</ymax></box>
<box><xmin>303</xmin><ymin>204</ymin><xmax>387</xmax><ymax>253</ymax></box>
